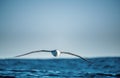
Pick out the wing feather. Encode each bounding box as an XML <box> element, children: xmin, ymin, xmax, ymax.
<box><xmin>61</xmin><ymin>52</ymin><xmax>92</xmax><ymax>64</ymax></box>
<box><xmin>15</xmin><ymin>50</ymin><xmax>51</xmax><ymax>57</ymax></box>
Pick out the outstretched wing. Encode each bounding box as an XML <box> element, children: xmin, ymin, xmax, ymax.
<box><xmin>61</xmin><ymin>52</ymin><xmax>92</xmax><ymax>64</ymax></box>
<box><xmin>15</xmin><ymin>50</ymin><xmax>51</xmax><ymax>57</ymax></box>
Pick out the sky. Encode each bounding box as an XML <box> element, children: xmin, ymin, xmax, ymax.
<box><xmin>0</xmin><ymin>0</ymin><xmax>120</xmax><ymax>58</ymax></box>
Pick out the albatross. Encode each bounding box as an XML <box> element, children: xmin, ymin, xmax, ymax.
<box><xmin>15</xmin><ymin>49</ymin><xmax>91</xmax><ymax>63</ymax></box>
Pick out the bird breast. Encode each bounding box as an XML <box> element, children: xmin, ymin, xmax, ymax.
<box><xmin>56</xmin><ymin>50</ymin><xmax>60</xmax><ymax>56</ymax></box>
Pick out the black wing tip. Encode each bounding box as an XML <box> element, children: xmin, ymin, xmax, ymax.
<box><xmin>14</xmin><ymin>55</ymin><xmax>21</xmax><ymax>57</ymax></box>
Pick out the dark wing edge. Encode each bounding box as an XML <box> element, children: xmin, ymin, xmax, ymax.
<box><xmin>61</xmin><ymin>52</ymin><xmax>92</xmax><ymax>64</ymax></box>
<box><xmin>15</xmin><ymin>50</ymin><xmax>51</xmax><ymax>57</ymax></box>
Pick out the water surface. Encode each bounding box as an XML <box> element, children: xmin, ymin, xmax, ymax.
<box><xmin>0</xmin><ymin>57</ymin><xmax>120</xmax><ymax>78</ymax></box>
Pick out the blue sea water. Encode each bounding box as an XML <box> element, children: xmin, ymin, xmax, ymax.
<box><xmin>0</xmin><ymin>57</ymin><xmax>120</xmax><ymax>78</ymax></box>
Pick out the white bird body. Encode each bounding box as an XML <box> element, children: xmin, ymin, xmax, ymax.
<box><xmin>51</xmin><ymin>50</ymin><xmax>61</xmax><ymax>57</ymax></box>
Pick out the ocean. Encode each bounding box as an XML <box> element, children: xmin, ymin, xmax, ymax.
<box><xmin>0</xmin><ymin>57</ymin><xmax>120</xmax><ymax>78</ymax></box>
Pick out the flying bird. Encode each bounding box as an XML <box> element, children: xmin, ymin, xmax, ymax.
<box><xmin>15</xmin><ymin>49</ymin><xmax>91</xmax><ymax>63</ymax></box>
